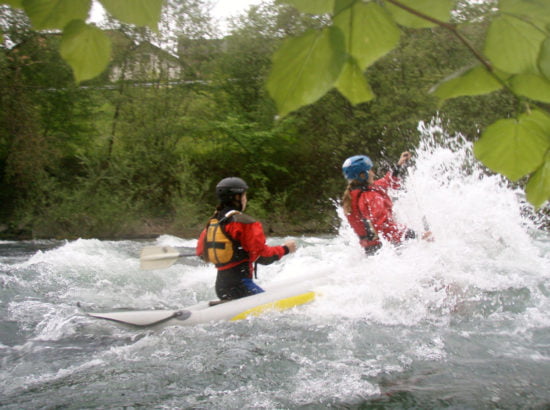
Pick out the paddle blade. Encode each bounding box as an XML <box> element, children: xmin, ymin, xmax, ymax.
<box><xmin>140</xmin><ymin>246</ymin><xmax>182</xmax><ymax>270</ymax></box>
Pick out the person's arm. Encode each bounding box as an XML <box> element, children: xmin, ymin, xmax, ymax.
<box><xmin>398</xmin><ymin>151</ymin><xmax>411</xmax><ymax>166</ymax></box>
<box><xmin>391</xmin><ymin>151</ymin><xmax>412</xmax><ymax>178</ymax></box>
<box><xmin>376</xmin><ymin>171</ymin><xmax>401</xmax><ymax>190</ymax></box>
<box><xmin>196</xmin><ymin>228</ymin><xmax>206</xmax><ymax>257</ymax></box>
<box><xmin>240</xmin><ymin>221</ymin><xmax>296</xmax><ymax>265</ymax></box>
<box><xmin>256</xmin><ymin>241</ymin><xmax>295</xmax><ymax>265</ymax></box>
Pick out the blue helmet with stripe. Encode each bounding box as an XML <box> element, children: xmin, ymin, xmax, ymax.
<box><xmin>342</xmin><ymin>155</ymin><xmax>373</xmax><ymax>180</ymax></box>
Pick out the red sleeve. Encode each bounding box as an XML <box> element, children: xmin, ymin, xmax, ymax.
<box><xmin>360</xmin><ymin>191</ymin><xmax>407</xmax><ymax>244</ymax></box>
<box><xmin>196</xmin><ymin>228</ymin><xmax>206</xmax><ymax>256</ymax></box>
<box><xmin>373</xmin><ymin>171</ymin><xmax>401</xmax><ymax>191</ymax></box>
<box><xmin>228</xmin><ymin>220</ymin><xmax>286</xmax><ymax>262</ymax></box>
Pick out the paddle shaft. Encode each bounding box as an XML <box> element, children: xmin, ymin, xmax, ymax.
<box><xmin>140</xmin><ymin>246</ymin><xmax>197</xmax><ymax>270</ymax></box>
<box><xmin>422</xmin><ymin>215</ymin><xmax>430</xmax><ymax>231</ymax></box>
<box><xmin>141</xmin><ymin>252</ymin><xmax>195</xmax><ymax>261</ymax></box>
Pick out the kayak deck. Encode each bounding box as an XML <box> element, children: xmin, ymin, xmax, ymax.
<box><xmin>88</xmin><ymin>286</ymin><xmax>316</xmax><ymax>328</ymax></box>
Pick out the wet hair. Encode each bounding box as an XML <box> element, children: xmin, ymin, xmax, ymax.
<box><xmin>216</xmin><ymin>193</ymin><xmax>243</xmax><ymax>213</ymax></box>
<box><xmin>342</xmin><ymin>180</ymin><xmax>368</xmax><ymax>214</ymax></box>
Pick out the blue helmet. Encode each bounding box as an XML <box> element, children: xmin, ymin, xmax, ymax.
<box><xmin>342</xmin><ymin>155</ymin><xmax>373</xmax><ymax>180</ymax></box>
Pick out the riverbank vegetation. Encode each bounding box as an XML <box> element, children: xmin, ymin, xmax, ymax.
<box><xmin>0</xmin><ymin>1</ymin><xmax>529</xmax><ymax>239</ymax></box>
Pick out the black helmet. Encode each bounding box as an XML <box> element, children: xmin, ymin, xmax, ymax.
<box><xmin>216</xmin><ymin>177</ymin><xmax>248</xmax><ymax>202</ymax></box>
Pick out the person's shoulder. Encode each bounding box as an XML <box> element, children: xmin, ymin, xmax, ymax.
<box><xmin>231</xmin><ymin>212</ymin><xmax>257</xmax><ymax>224</ymax></box>
<box><xmin>362</xmin><ymin>185</ymin><xmax>385</xmax><ymax>199</ymax></box>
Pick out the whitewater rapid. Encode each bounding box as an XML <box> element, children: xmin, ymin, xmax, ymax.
<box><xmin>1</xmin><ymin>120</ymin><xmax>548</xmax><ymax>408</ymax></box>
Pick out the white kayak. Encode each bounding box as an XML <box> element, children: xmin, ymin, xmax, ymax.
<box><xmin>88</xmin><ymin>282</ymin><xmax>316</xmax><ymax>328</ymax></box>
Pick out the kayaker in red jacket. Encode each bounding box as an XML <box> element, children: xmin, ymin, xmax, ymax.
<box><xmin>342</xmin><ymin>152</ymin><xmax>432</xmax><ymax>255</ymax></box>
<box><xmin>196</xmin><ymin>177</ymin><xmax>297</xmax><ymax>301</ymax></box>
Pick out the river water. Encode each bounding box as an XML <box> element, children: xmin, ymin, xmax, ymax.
<box><xmin>1</xmin><ymin>123</ymin><xmax>549</xmax><ymax>409</ymax></box>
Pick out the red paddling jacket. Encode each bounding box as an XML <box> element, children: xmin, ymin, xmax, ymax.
<box><xmin>346</xmin><ymin>171</ymin><xmax>415</xmax><ymax>251</ymax></box>
<box><xmin>196</xmin><ymin>208</ymin><xmax>288</xmax><ymax>277</ymax></box>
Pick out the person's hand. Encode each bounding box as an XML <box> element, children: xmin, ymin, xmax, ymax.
<box><xmin>421</xmin><ymin>231</ymin><xmax>434</xmax><ymax>242</ymax></box>
<box><xmin>398</xmin><ymin>151</ymin><xmax>411</xmax><ymax>166</ymax></box>
<box><xmin>284</xmin><ymin>240</ymin><xmax>297</xmax><ymax>253</ymax></box>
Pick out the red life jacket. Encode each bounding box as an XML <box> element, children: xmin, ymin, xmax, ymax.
<box><xmin>346</xmin><ymin>187</ymin><xmax>381</xmax><ymax>249</ymax></box>
<box><xmin>347</xmin><ymin>172</ymin><xmax>410</xmax><ymax>246</ymax></box>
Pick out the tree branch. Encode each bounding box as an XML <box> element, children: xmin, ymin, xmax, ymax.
<box><xmin>384</xmin><ymin>0</ymin><xmax>510</xmax><ymax>90</ymax></box>
<box><xmin>384</xmin><ymin>0</ymin><xmax>550</xmax><ymax>152</ymax></box>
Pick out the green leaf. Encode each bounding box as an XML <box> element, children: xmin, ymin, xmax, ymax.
<box><xmin>499</xmin><ymin>0</ymin><xmax>550</xmax><ymax>25</ymax></box>
<box><xmin>333</xmin><ymin>1</ymin><xmax>400</xmax><ymax>70</ymax></box>
<box><xmin>484</xmin><ymin>15</ymin><xmax>546</xmax><ymax>75</ymax></box>
<box><xmin>333</xmin><ymin>0</ymin><xmax>356</xmax><ymax>15</ymax></box>
<box><xmin>335</xmin><ymin>57</ymin><xmax>374</xmax><ymax>104</ymax></box>
<box><xmin>3</xmin><ymin>0</ymin><xmax>23</xmax><ymax>8</ymax></box>
<box><xmin>277</xmin><ymin>0</ymin><xmax>335</xmax><ymax>14</ymax></box>
<box><xmin>539</xmin><ymin>37</ymin><xmax>550</xmax><ymax>81</ymax></box>
<box><xmin>99</xmin><ymin>0</ymin><xmax>162</xmax><ymax>31</ymax></box>
<box><xmin>23</xmin><ymin>0</ymin><xmax>90</xmax><ymax>30</ymax></box>
<box><xmin>267</xmin><ymin>27</ymin><xmax>347</xmax><ymax>117</ymax></box>
<box><xmin>510</xmin><ymin>73</ymin><xmax>550</xmax><ymax>103</ymax></box>
<box><xmin>60</xmin><ymin>20</ymin><xmax>111</xmax><ymax>83</ymax></box>
<box><xmin>525</xmin><ymin>152</ymin><xmax>550</xmax><ymax>208</ymax></box>
<box><xmin>430</xmin><ymin>65</ymin><xmax>504</xmax><ymax>100</ymax></box>
<box><xmin>474</xmin><ymin>109</ymin><xmax>550</xmax><ymax>181</ymax></box>
<box><xmin>384</xmin><ymin>0</ymin><xmax>452</xmax><ymax>28</ymax></box>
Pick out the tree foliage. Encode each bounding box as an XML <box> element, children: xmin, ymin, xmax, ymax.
<box><xmin>0</xmin><ymin>0</ymin><xmax>547</xmax><ymax>238</ymax></box>
<box><xmin>1</xmin><ymin>0</ymin><xmax>162</xmax><ymax>82</ymax></box>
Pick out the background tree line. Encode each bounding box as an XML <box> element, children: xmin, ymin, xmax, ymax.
<box><xmin>0</xmin><ymin>1</ymin><xmax>517</xmax><ymax>239</ymax></box>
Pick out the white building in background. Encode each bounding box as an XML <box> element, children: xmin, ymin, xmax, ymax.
<box><xmin>107</xmin><ymin>32</ymin><xmax>183</xmax><ymax>83</ymax></box>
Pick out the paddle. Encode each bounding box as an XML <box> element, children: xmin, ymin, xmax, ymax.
<box><xmin>405</xmin><ymin>166</ymin><xmax>431</xmax><ymax>234</ymax></box>
<box><xmin>140</xmin><ymin>246</ymin><xmax>196</xmax><ymax>270</ymax></box>
<box><xmin>422</xmin><ymin>215</ymin><xmax>430</xmax><ymax>231</ymax></box>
